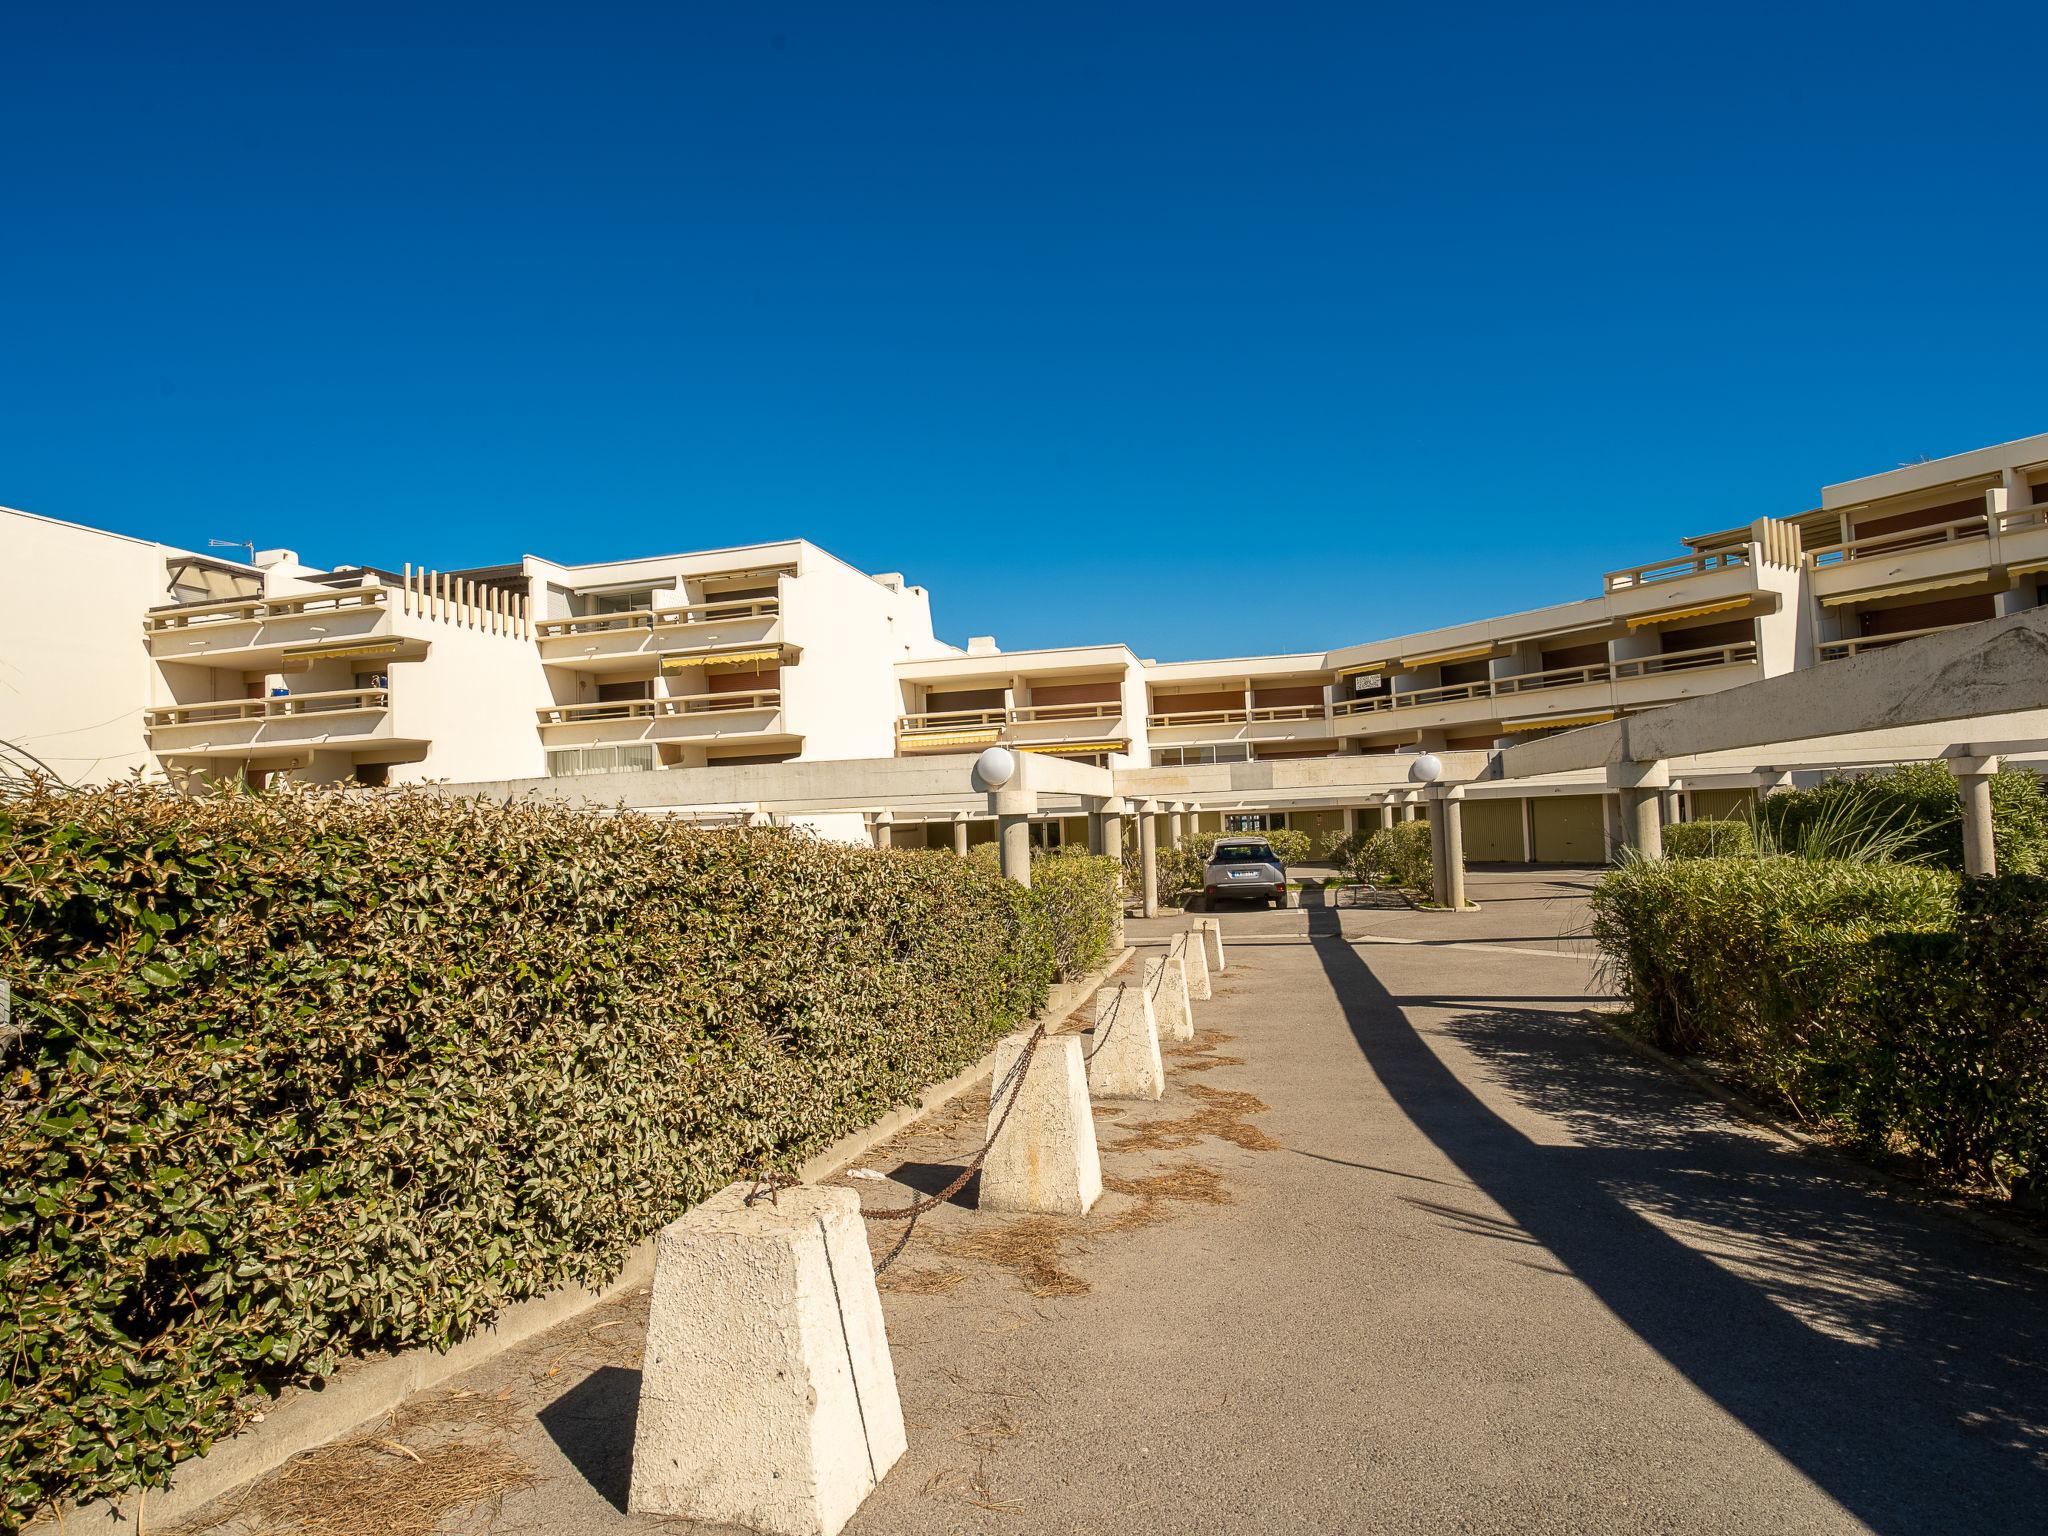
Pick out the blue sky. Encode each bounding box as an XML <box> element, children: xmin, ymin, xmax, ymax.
<box><xmin>5</xmin><ymin>3</ymin><xmax>2045</xmax><ymax>659</ymax></box>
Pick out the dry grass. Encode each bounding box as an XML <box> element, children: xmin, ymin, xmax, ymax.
<box><xmin>182</xmin><ymin>1433</ymin><xmax>537</xmax><ymax>1536</ymax></box>
<box><xmin>1097</xmin><ymin>1161</ymin><xmax>1235</xmax><ymax>1235</ymax></box>
<box><xmin>389</xmin><ymin>1386</ymin><xmax>530</xmax><ymax>1438</ymax></box>
<box><xmin>1110</xmin><ymin>1083</ymin><xmax>1280</xmax><ymax>1154</ymax></box>
<box><xmin>936</xmin><ymin>1215</ymin><xmax>1092</xmax><ymax>1297</ymax></box>
<box><xmin>878</xmin><ymin>1262</ymin><xmax>968</xmax><ymax>1294</ymax></box>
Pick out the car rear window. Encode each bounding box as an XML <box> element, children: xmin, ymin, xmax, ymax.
<box><xmin>1212</xmin><ymin>844</ymin><xmax>1275</xmax><ymax>863</ymax></box>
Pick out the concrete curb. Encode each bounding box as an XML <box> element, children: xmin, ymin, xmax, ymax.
<box><xmin>28</xmin><ymin>945</ymin><xmax>1138</xmax><ymax>1536</ymax></box>
<box><xmin>1583</xmin><ymin>1008</ymin><xmax>2048</xmax><ymax>1270</ymax></box>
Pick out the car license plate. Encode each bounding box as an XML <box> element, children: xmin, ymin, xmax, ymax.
<box><xmin>1229</xmin><ymin>870</ymin><xmax>1256</xmax><ymax>879</ymax></box>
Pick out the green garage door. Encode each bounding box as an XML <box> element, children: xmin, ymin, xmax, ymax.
<box><xmin>1461</xmin><ymin>798</ymin><xmax>1524</xmax><ymax>862</ymax></box>
<box><xmin>1689</xmin><ymin>788</ymin><xmax>1755</xmax><ymax>822</ymax></box>
<box><xmin>1531</xmin><ymin>795</ymin><xmax>1607</xmax><ymax>864</ymax></box>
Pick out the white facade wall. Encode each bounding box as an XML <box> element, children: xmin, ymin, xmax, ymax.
<box><xmin>779</xmin><ymin>551</ymin><xmax>944</xmax><ymax>761</ymax></box>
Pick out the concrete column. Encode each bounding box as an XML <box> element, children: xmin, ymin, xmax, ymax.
<box><xmin>982</xmin><ymin>1033</ymin><xmax>1102</xmax><ymax>1215</ymax></box>
<box><xmin>1376</xmin><ymin>800</ymin><xmax>1393</xmax><ymax>830</ymax></box>
<box><xmin>1093</xmin><ymin>796</ymin><xmax>1125</xmax><ymax>862</ymax></box>
<box><xmin>998</xmin><ymin>813</ymin><xmax>1032</xmax><ymax>887</ymax></box>
<box><xmin>1517</xmin><ymin>797</ymin><xmax>1535</xmax><ymax>863</ymax></box>
<box><xmin>1951</xmin><ymin>754</ymin><xmax>2000</xmax><ymax>877</ymax></box>
<box><xmin>1342</xmin><ymin>806</ymin><xmax>1359</xmax><ymax>837</ymax></box>
<box><xmin>1166</xmin><ymin>805</ymin><xmax>1185</xmax><ymax>849</ymax></box>
<box><xmin>1613</xmin><ymin>760</ymin><xmax>1670</xmax><ymax>861</ymax></box>
<box><xmin>1401</xmin><ymin>795</ymin><xmax>1418</xmax><ymax>823</ymax></box>
<box><xmin>952</xmin><ymin>816</ymin><xmax>970</xmax><ymax>857</ymax></box>
<box><xmin>629</xmin><ymin>1183</ymin><xmax>906</xmax><ymax>1532</ymax></box>
<box><xmin>871</xmin><ymin>811</ymin><xmax>894</xmax><ymax>850</ymax></box>
<box><xmin>1136</xmin><ymin>799</ymin><xmax>1160</xmax><ymax>917</ymax></box>
<box><xmin>1433</xmin><ymin>786</ymin><xmax>1469</xmax><ymax>910</ymax></box>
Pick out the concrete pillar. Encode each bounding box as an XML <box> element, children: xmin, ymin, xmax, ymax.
<box><xmin>1517</xmin><ymin>796</ymin><xmax>1534</xmax><ymax>864</ymax></box>
<box><xmin>1951</xmin><ymin>754</ymin><xmax>2000</xmax><ymax>877</ymax></box>
<box><xmin>1376</xmin><ymin>800</ymin><xmax>1393</xmax><ymax>830</ymax></box>
<box><xmin>1401</xmin><ymin>795</ymin><xmax>1418</xmax><ymax>823</ymax></box>
<box><xmin>870</xmin><ymin>812</ymin><xmax>894</xmax><ymax>850</ymax></box>
<box><xmin>629</xmin><ymin>1183</ymin><xmax>906</xmax><ymax>1534</ymax></box>
<box><xmin>1136</xmin><ymin>800</ymin><xmax>1160</xmax><ymax>918</ymax></box>
<box><xmin>1428</xmin><ymin>796</ymin><xmax>1449</xmax><ymax>899</ymax></box>
<box><xmin>981</xmin><ymin>1033</ymin><xmax>1102</xmax><ymax>1215</ymax></box>
<box><xmin>1433</xmin><ymin>786</ymin><xmax>1469</xmax><ymax>910</ymax></box>
<box><xmin>952</xmin><ymin>816</ymin><xmax>969</xmax><ymax>857</ymax></box>
<box><xmin>1173</xmin><ymin>928</ymin><xmax>1211</xmax><ymax>1000</ymax></box>
<box><xmin>1166</xmin><ymin>805</ymin><xmax>1185</xmax><ymax>849</ymax></box>
<box><xmin>1193</xmin><ymin>916</ymin><xmax>1226</xmax><ymax>972</ymax></box>
<box><xmin>1085</xmin><ymin>982</ymin><xmax>1164</xmax><ymax>1100</ymax></box>
<box><xmin>1342</xmin><ymin>806</ymin><xmax>1359</xmax><ymax>837</ymax></box>
<box><xmin>998</xmin><ymin>813</ymin><xmax>1031</xmax><ymax>887</ymax></box>
<box><xmin>1144</xmin><ymin>954</ymin><xmax>1193</xmax><ymax>1041</ymax></box>
<box><xmin>1613</xmin><ymin>760</ymin><xmax>1670</xmax><ymax>861</ymax></box>
<box><xmin>1601</xmin><ymin>793</ymin><xmax>1626</xmax><ymax>863</ymax></box>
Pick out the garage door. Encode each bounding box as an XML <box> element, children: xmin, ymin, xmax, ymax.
<box><xmin>1461</xmin><ymin>798</ymin><xmax>1524</xmax><ymax>862</ymax></box>
<box><xmin>1531</xmin><ymin>795</ymin><xmax>1607</xmax><ymax>864</ymax></box>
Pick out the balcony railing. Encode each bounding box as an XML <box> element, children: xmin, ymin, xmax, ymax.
<box><xmin>1331</xmin><ymin>643</ymin><xmax>1757</xmax><ymax>716</ymax></box>
<box><xmin>1806</xmin><ymin>514</ymin><xmax>1990</xmax><ymax>568</ymax></box>
<box><xmin>1145</xmin><ymin>703</ymin><xmax>1326</xmax><ymax>728</ymax></box>
<box><xmin>1818</xmin><ymin>625</ymin><xmax>1975</xmax><ymax>663</ymax></box>
<box><xmin>145</xmin><ymin>588</ymin><xmax>390</xmax><ymax>633</ymax></box>
<box><xmin>1996</xmin><ymin>504</ymin><xmax>2048</xmax><ymax>536</ymax></box>
<box><xmin>146</xmin><ymin>687</ymin><xmax>391</xmax><ymax>729</ymax></box>
<box><xmin>535</xmin><ymin>689</ymin><xmax>782</xmax><ymax>727</ymax></box>
<box><xmin>896</xmin><ymin>701</ymin><xmax>1121</xmax><ymax>734</ymax></box>
<box><xmin>533</xmin><ymin>598</ymin><xmax>780</xmax><ymax>640</ymax></box>
<box><xmin>1603</xmin><ymin>548</ymin><xmax>1751</xmax><ymax>592</ymax></box>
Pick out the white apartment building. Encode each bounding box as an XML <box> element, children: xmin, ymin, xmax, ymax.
<box><xmin>5</xmin><ymin>430</ymin><xmax>2046</xmax><ymax>861</ymax></box>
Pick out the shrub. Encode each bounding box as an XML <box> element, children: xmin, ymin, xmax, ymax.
<box><xmin>0</xmin><ymin>781</ymin><xmax>1112</xmax><ymax>1528</ymax></box>
<box><xmin>1341</xmin><ymin>820</ymin><xmax>1434</xmax><ymax>897</ymax></box>
<box><xmin>1188</xmin><ymin>828</ymin><xmax>1312</xmax><ymax>866</ymax></box>
<box><xmin>1754</xmin><ymin>762</ymin><xmax>2048</xmax><ymax>873</ymax></box>
<box><xmin>1022</xmin><ymin>846</ymin><xmax>1122</xmax><ymax>979</ymax></box>
<box><xmin>1587</xmin><ymin>855</ymin><xmax>2048</xmax><ymax>1192</ymax></box>
<box><xmin>1664</xmin><ymin>819</ymin><xmax>1754</xmax><ymax>859</ymax></box>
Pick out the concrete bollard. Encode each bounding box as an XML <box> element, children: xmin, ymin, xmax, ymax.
<box><xmin>981</xmin><ymin>1032</ymin><xmax>1103</xmax><ymax>1215</ymax></box>
<box><xmin>1144</xmin><ymin>955</ymin><xmax>1194</xmax><ymax>1042</ymax></box>
<box><xmin>629</xmin><ymin>1183</ymin><xmax>906</xmax><ymax>1536</ymax></box>
<box><xmin>1193</xmin><ymin>916</ymin><xmax>1226</xmax><ymax>973</ymax></box>
<box><xmin>1084</xmin><ymin>982</ymin><xmax>1164</xmax><ymax>1100</ymax></box>
<box><xmin>1174</xmin><ymin>929</ymin><xmax>1212</xmax><ymax>1001</ymax></box>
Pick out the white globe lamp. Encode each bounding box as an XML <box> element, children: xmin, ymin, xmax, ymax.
<box><xmin>975</xmin><ymin>745</ymin><xmax>1017</xmax><ymax>789</ymax></box>
<box><xmin>1409</xmin><ymin>752</ymin><xmax>1444</xmax><ymax>785</ymax></box>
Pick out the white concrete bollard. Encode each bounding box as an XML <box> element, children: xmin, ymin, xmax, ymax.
<box><xmin>1144</xmin><ymin>955</ymin><xmax>1194</xmax><ymax>1042</ymax></box>
<box><xmin>629</xmin><ymin>1183</ymin><xmax>906</xmax><ymax>1536</ymax></box>
<box><xmin>1084</xmin><ymin>981</ymin><xmax>1164</xmax><ymax>1100</ymax></box>
<box><xmin>1194</xmin><ymin>916</ymin><xmax>1226</xmax><ymax>973</ymax></box>
<box><xmin>1174</xmin><ymin>929</ymin><xmax>1212</xmax><ymax>1001</ymax></box>
<box><xmin>980</xmin><ymin>1032</ymin><xmax>1103</xmax><ymax>1215</ymax></box>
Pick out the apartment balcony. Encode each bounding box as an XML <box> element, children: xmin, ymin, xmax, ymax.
<box><xmin>144</xmin><ymin>588</ymin><xmax>427</xmax><ymax>671</ymax></box>
<box><xmin>534</xmin><ymin>600</ymin><xmax>785</xmax><ymax>672</ymax></box>
<box><xmin>1806</xmin><ymin>513</ymin><xmax>1999</xmax><ymax>608</ymax></box>
<box><xmin>1330</xmin><ymin>643</ymin><xmax>1760</xmax><ymax>736</ymax></box>
<box><xmin>895</xmin><ymin>702</ymin><xmax>1128</xmax><ymax>758</ymax></box>
<box><xmin>144</xmin><ymin>687</ymin><xmax>410</xmax><ymax>759</ymax></box>
<box><xmin>1600</xmin><ymin>546</ymin><xmax>1768</xmax><ymax>627</ymax></box>
<box><xmin>1145</xmin><ymin>703</ymin><xmax>1335</xmax><ymax>751</ymax></box>
<box><xmin>534</xmin><ymin>689</ymin><xmax>786</xmax><ymax>747</ymax></box>
<box><xmin>1817</xmin><ymin>624</ymin><xmax>1980</xmax><ymax>663</ymax></box>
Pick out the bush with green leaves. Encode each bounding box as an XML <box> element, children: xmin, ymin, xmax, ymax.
<box><xmin>1590</xmin><ymin>855</ymin><xmax>2048</xmax><ymax>1192</ymax></box>
<box><xmin>1020</xmin><ymin>846</ymin><xmax>1122</xmax><ymax>979</ymax></box>
<box><xmin>0</xmin><ymin>781</ymin><xmax>1115</xmax><ymax>1528</ymax></box>
<box><xmin>1340</xmin><ymin>820</ymin><xmax>1434</xmax><ymax>897</ymax></box>
<box><xmin>1664</xmin><ymin>819</ymin><xmax>1754</xmax><ymax>859</ymax></box>
<box><xmin>1753</xmin><ymin>762</ymin><xmax>2048</xmax><ymax>872</ymax></box>
<box><xmin>1187</xmin><ymin>828</ymin><xmax>1312</xmax><ymax>866</ymax></box>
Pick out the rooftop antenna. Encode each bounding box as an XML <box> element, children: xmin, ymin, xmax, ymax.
<box><xmin>209</xmin><ymin>537</ymin><xmax>257</xmax><ymax>566</ymax></box>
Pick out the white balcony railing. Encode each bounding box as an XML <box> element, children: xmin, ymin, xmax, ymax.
<box><xmin>145</xmin><ymin>588</ymin><xmax>389</xmax><ymax>633</ymax></box>
<box><xmin>535</xmin><ymin>689</ymin><xmax>782</xmax><ymax>728</ymax></box>
<box><xmin>1145</xmin><ymin>703</ymin><xmax>1326</xmax><ymax>728</ymax></box>
<box><xmin>146</xmin><ymin>687</ymin><xmax>391</xmax><ymax>729</ymax></box>
<box><xmin>1603</xmin><ymin>547</ymin><xmax>1751</xmax><ymax>593</ymax></box>
<box><xmin>1330</xmin><ymin>643</ymin><xmax>1757</xmax><ymax>717</ymax></box>
<box><xmin>533</xmin><ymin>598</ymin><xmax>780</xmax><ymax>641</ymax></box>
<box><xmin>1806</xmin><ymin>514</ymin><xmax>1991</xmax><ymax>568</ymax></box>
<box><xmin>1818</xmin><ymin>625</ymin><xmax>1977</xmax><ymax>663</ymax></box>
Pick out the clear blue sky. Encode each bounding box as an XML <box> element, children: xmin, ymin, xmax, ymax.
<box><xmin>5</xmin><ymin>3</ymin><xmax>2045</xmax><ymax>660</ymax></box>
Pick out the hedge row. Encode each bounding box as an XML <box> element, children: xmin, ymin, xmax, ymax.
<box><xmin>1753</xmin><ymin>762</ymin><xmax>2048</xmax><ymax>871</ymax></box>
<box><xmin>0</xmin><ymin>783</ymin><xmax>1119</xmax><ymax>1529</ymax></box>
<box><xmin>1335</xmin><ymin>820</ymin><xmax>1434</xmax><ymax>897</ymax></box>
<box><xmin>1590</xmin><ymin>856</ymin><xmax>2047</xmax><ymax>1194</ymax></box>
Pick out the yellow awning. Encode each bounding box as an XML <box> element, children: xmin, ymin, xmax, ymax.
<box><xmin>2004</xmin><ymin>558</ymin><xmax>2048</xmax><ymax>578</ymax></box>
<box><xmin>1334</xmin><ymin>660</ymin><xmax>1386</xmax><ymax>678</ymax></box>
<box><xmin>1503</xmin><ymin>712</ymin><xmax>1614</xmax><ymax>733</ymax></box>
<box><xmin>281</xmin><ymin>639</ymin><xmax>407</xmax><ymax>662</ymax></box>
<box><xmin>1819</xmin><ymin>574</ymin><xmax>1992</xmax><ymax>607</ymax></box>
<box><xmin>1624</xmin><ymin>597</ymin><xmax>1752</xmax><ymax>629</ymax></box>
<box><xmin>1399</xmin><ymin>643</ymin><xmax>1493</xmax><ymax>669</ymax></box>
<box><xmin>660</xmin><ymin>647</ymin><xmax>784</xmax><ymax>671</ymax></box>
<box><xmin>898</xmin><ymin>729</ymin><xmax>1001</xmax><ymax>750</ymax></box>
<box><xmin>1019</xmin><ymin>740</ymin><xmax>1127</xmax><ymax>756</ymax></box>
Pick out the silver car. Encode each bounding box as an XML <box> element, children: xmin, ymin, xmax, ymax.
<box><xmin>1203</xmin><ymin>836</ymin><xmax>1287</xmax><ymax>907</ymax></box>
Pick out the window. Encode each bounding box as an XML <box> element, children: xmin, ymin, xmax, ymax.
<box><xmin>1150</xmin><ymin>744</ymin><xmax>1253</xmax><ymax>766</ymax></box>
<box><xmin>1225</xmin><ymin>812</ymin><xmax>1287</xmax><ymax>833</ymax></box>
<box><xmin>547</xmin><ymin>745</ymin><xmax>656</xmax><ymax>777</ymax></box>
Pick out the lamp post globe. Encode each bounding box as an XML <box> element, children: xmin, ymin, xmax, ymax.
<box><xmin>975</xmin><ymin>745</ymin><xmax>1017</xmax><ymax>789</ymax></box>
<box><xmin>1409</xmin><ymin>752</ymin><xmax>1444</xmax><ymax>785</ymax></box>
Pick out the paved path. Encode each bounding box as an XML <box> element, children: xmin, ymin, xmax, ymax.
<box><xmin>174</xmin><ymin>869</ymin><xmax>2048</xmax><ymax>1535</ymax></box>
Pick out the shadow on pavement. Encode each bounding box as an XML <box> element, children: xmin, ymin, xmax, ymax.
<box><xmin>537</xmin><ymin>1363</ymin><xmax>641</xmax><ymax>1513</ymax></box>
<box><xmin>1305</xmin><ymin>895</ymin><xmax>2048</xmax><ymax>1535</ymax></box>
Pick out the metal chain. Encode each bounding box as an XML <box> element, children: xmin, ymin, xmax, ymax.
<box><xmin>742</xmin><ymin>1166</ymin><xmax>800</xmax><ymax>1207</ymax></box>
<box><xmin>863</xmin><ymin>1023</ymin><xmax>1048</xmax><ymax>1272</ymax></box>
<box><xmin>1082</xmin><ymin>983</ymin><xmax>1124</xmax><ymax>1063</ymax></box>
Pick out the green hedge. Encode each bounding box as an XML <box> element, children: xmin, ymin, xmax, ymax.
<box><xmin>1339</xmin><ymin>820</ymin><xmax>1434</xmax><ymax>897</ymax></box>
<box><xmin>1591</xmin><ymin>856</ymin><xmax>2047</xmax><ymax>1192</ymax></box>
<box><xmin>1753</xmin><ymin>762</ymin><xmax>2048</xmax><ymax>871</ymax></box>
<box><xmin>0</xmin><ymin>782</ymin><xmax>1115</xmax><ymax>1528</ymax></box>
<box><xmin>1664</xmin><ymin>819</ymin><xmax>1754</xmax><ymax>859</ymax></box>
